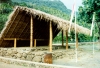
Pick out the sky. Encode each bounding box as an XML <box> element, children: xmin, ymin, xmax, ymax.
<box><xmin>60</xmin><ymin>0</ymin><xmax>83</xmax><ymax>11</ymax></box>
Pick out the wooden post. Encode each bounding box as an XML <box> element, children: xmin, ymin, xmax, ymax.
<box><xmin>66</xmin><ymin>31</ymin><xmax>68</xmax><ymax>50</ymax></box>
<box><xmin>62</xmin><ymin>30</ymin><xmax>64</xmax><ymax>46</ymax></box>
<box><xmin>49</xmin><ymin>22</ymin><xmax>52</xmax><ymax>52</ymax></box>
<box><xmin>30</xmin><ymin>15</ymin><xmax>33</xmax><ymax>48</ymax></box>
<box><xmin>34</xmin><ymin>39</ymin><xmax>36</xmax><ymax>47</ymax></box>
<box><xmin>14</xmin><ymin>38</ymin><xmax>17</xmax><ymax>48</ymax></box>
<box><xmin>76</xmin><ymin>33</ymin><xmax>78</xmax><ymax>48</ymax></box>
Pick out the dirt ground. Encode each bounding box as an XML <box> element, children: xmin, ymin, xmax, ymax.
<box><xmin>0</xmin><ymin>62</ymin><xmax>31</xmax><ymax>68</ymax></box>
<box><xmin>53</xmin><ymin>43</ymin><xmax>100</xmax><ymax>68</ymax></box>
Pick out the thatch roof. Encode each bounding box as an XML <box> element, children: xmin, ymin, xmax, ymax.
<box><xmin>0</xmin><ymin>6</ymin><xmax>90</xmax><ymax>47</ymax></box>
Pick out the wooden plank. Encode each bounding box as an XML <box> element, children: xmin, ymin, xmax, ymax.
<box><xmin>62</xmin><ymin>30</ymin><xmax>64</xmax><ymax>46</ymax></box>
<box><xmin>34</xmin><ymin>39</ymin><xmax>36</xmax><ymax>47</ymax></box>
<box><xmin>76</xmin><ymin>33</ymin><xmax>78</xmax><ymax>48</ymax></box>
<box><xmin>66</xmin><ymin>31</ymin><xmax>68</xmax><ymax>50</ymax></box>
<box><xmin>14</xmin><ymin>38</ymin><xmax>17</xmax><ymax>48</ymax></box>
<box><xmin>49</xmin><ymin>22</ymin><xmax>52</xmax><ymax>52</ymax></box>
<box><xmin>30</xmin><ymin>15</ymin><xmax>33</xmax><ymax>48</ymax></box>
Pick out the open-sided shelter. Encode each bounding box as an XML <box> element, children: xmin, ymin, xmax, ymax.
<box><xmin>0</xmin><ymin>6</ymin><xmax>90</xmax><ymax>51</ymax></box>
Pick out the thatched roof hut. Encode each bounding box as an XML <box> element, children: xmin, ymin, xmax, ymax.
<box><xmin>0</xmin><ymin>6</ymin><xmax>90</xmax><ymax>47</ymax></box>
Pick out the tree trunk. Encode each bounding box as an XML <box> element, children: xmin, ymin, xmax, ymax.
<box><xmin>97</xmin><ymin>22</ymin><xmax>100</xmax><ymax>42</ymax></box>
<box><xmin>98</xmin><ymin>28</ymin><xmax>100</xmax><ymax>41</ymax></box>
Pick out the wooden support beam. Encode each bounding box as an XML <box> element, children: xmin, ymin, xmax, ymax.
<box><xmin>30</xmin><ymin>15</ymin><xmax>33</xmax><ymax>48</ymax></box>
<box><xmin>14</xmin><ymin>38</ymin><xmax>17</xmax><ymax>48</ymax></box>
<box><xmin>62</xmin><ymin>30</ymin><xmax>64</xmax><ymax>46</ymax></box>
<box><xmin>76</xmin><ymin>33</ymin><xmax>78</xmax><ymax>48</ymax></box>
<box><xmin>49</xmin><ymin>22</ymin><xmax>52</xmax><ymax>52</ymax></box>
<box><xmin>4</xmin><ymin>38</ymin><xmax>15</xmax><ymax>40</ymax></box>
<box><xmin>4</xmin><ymin>38</ymin><xmax>29</xmax><ymax>40</ymax></box>
<box><xmin>36</xmin><ymin>39</ymin><xmax>47</xmax><ymax>41</ymax></box>
<box><xmin>66</xmin><ymin>31</ymin><xmax>68</xmax><ymax>50</ymax></box>
<box><xmin>34</xmin><ymin>39</ymin><xmax>36</xmax><ymax>47</ymax></box>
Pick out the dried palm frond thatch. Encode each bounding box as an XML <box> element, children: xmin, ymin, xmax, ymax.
<box><xmin>0</xmin><ymin>6</ymin><xmax>90</xmax><ymax>47</ymax></box>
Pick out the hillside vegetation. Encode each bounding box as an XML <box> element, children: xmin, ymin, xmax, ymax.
<box><xmin>12</xmin><ymin>0</ymin><xmax>71</xmax><ymax>14</ymax></box>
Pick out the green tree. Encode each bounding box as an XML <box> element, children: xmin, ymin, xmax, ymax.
<box><xmin>78</xmin><ymin>0</ymin><xmax>100</xmax><ymax>41</ymax></box>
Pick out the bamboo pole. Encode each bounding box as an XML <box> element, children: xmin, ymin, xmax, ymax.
<box><xmin>30</xmin><ymin>15</ymin><xmax>33</xmax><ymax>48</ymax></box>
<box><xmin>74</xmin><ymin>3</ymin><xmax>78</xmax><ymax>62</ymax></box>
<box><xmin>14</xmin><ymin>38</ymin><xmax>17</xmax><ymax>48</ymax></box>
<box><xmin>66</xmin><ymin>31</ymin><xmax>68</xmax><ymax>50</ymax></box>
<box><xmin>34</xmin><ymin>39</ymin><xmax>36</xmax><ymax>47</ymax></box>
<box><xmin>49</xmin><ymin>22</ymin><xmax>52</xmax><ymax>52</ymax></box>
<box><xmin>62</xmin><ymin>30</ymin><xmax>64</xmax><ymax>46</ymax></box>
<box><xmin>76</xmin><ymin>33</ymin><xmax>78</xmax><ymax>48</ymax></box>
